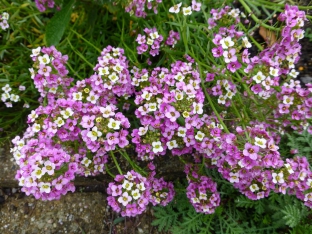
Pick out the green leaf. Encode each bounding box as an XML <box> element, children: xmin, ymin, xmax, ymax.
<box><xmin>45</xmin><ymin>0</ymin><xmax>75</xmax><ymax>46</ymax></box>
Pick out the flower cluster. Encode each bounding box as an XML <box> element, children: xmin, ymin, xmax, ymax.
<box><xmin>107</xmin><ymin>170</ymin><xmax>175</xmax><ymax>217</ymax></box>
<box><xmin>272</xmin><ymin>157</ymin><xmax>312</xmax><ymax>208</ymax></box>
<box><xmin>125</xmin><ymin>0</ymin><xmax>162</xmax><ymax>18</ymax></box>
<box><xmin>107</xmin><ymin>170</ymin><xmax>151</xmax><ymax>217</ymax></box>
<box><xmin>131</xmin><ymin>59</ymin><xmax>227</xmax><ymax>160</ymax></box>
<box><xmin>185</xmin><ymin>165</ymin><xmax>220</xmax><ymax>214</ymax></box>
<box><xmin>11</xmin><ymin>46</ymin><xmax>134</xmax><ymax>200</ymax></box>
<box><xmin>169</xmin><ymin>1</ymin><xmax>201</xmax><ymax>15</ymax></box>
<box><xmin>136</xmin><ymin>28</ymin><xmax>164</xmax><ymax>57</ymax></box>
<box><xmin>93</xmin><ymin>46</ymin><xmax>134</xmax><ymax>98</ymax></box>
<box><xmin>1</xmin><ymin>84</ymin><xmax>23</xmax><ymax>107</ymax></box>
<box><xmin>28</xmin><ymin>46</ymin><xmax>73</xmax><ymax>104</ymax></box>
<box><xmin>35</xmin><ymin>0</ymin><xmax>56</xmax><ymax>12</ymax></box>
<box><xmin>0</xmin><ymin>12</ymin><xmax>9</xmax><ymax>30</ymax></box>
<box><xmin>165</xmin><ymin>30</ymin><xmax>180</xmax><ymax>48</ymax></box>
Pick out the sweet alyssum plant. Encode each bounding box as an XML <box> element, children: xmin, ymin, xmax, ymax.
<box><xmin>8</xmin><ymin>0</ymin><xmax>312</xmax><ymax>219</ymax></box>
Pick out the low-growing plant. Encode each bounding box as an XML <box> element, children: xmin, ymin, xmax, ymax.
<box><xmin>1</xmin><ymin>0</ymin><xmax>312</xmax><ymax>232</ymax></box>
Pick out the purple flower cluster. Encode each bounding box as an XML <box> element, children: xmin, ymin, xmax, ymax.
<box><xmin>125</xmin><ymin>0</ymin><xmax>162</xmax><ymax>18</ymax></box>
<box><xmin>165</xmin><ymin>30</ymin><xmax>180</xmax><ymax>48</ymax></box>
<box><xmin>274</xmin><ymin>84</ymin><xmax>312</xmax><ymax>133</ymax></box>
<box><xmin>28</xmin><ymin>46</ymin><xmax>73</xmax><ymax>104</ymax></box>
<box><xmin>136</xmin><ymin>28</ymin><xmax>164</xmax><ymax>57</ymax></box>
<box><xmin>107</xmin><ymin>170</ymin><xmax>151</xmax><ymax>217</ymax></box>
<box><xmin>208</xmin><ymin>78</ymin><xmax>237</xmax><ymax>107</ymax></box>
<box><xmin>185</xmin><ymin>165</ymin><xmax>220</xmax><ymax>214</ymax></box>
<box><xmin>130</xmin><ymin>59</ymin><xmax>229</xmax><ymax>160</ymax></box>
<box><xmin>93</xmin><ymin>46</ymin><xmax>134</xmax><ymax>98</ymax></box>
<box><xmin>11</xmin><ymin>46</ymin><xmax>133</xmax><ymax>200</ymax></box>
<box><xmin>107</xmin><ymin>170</ymin><xmax>175</xmax><ymax>217</ymax></box>
<box><xmin>35</xmin><ymin>0</ymin><xmax>56</xmax><ymax>12</ymax></box>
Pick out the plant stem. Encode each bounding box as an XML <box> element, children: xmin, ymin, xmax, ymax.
<box><xmin>110</xmin><ymin>151</ymin><xmax>123</xmax><ymax>175</ymax></box>
<box><xmin>239</xmin><ymin>0</ymin><xmax>280</xmax><ymax>31</ymax></box>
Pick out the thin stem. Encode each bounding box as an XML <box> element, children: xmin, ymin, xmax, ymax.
<box><xmin>117</xmin><ymin>149</ymin><xmax>147</xmax><ymax>176</ymax></box>
<box><xmin>110</xmin><ymin>151</ymin><xmax>123</xmax><ymax>175</ymax></box>
<box><xmin>70</xmin><ymin>28</ymin><xmax>102</xmax><ymax>53</ymax></box>
<box><xmin>105</xmin><ymin>164</ymin><xmax>115</xmax><ymax>178</ymax></box>
<box><xmin>239</xmin><ymin>0</ymin><xmax>280</xmax><ymax>31</ymax></box>
<box><xmin>66</xmin><ymin>38</ymin><xmax>94</xmax><ymax>68</ymax></box>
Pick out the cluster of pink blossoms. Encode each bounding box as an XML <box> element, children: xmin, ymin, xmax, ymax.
<box><xmin>28</xmin><ymin>46</ymin><xmax>73</xmax><ymax>104</ymax></box>
<box><xmin>11</xmin><ymin>46</ymin><xmax>133</xmax><ymax>200</ymax></box>
<box><xmin>130</xmin><ymin>58</ymin><xmax>231</xmax><ymax>160</ymax></box>
<box><xmin>34</xmin><ymin>0</ymin><xmax>56</xmax><ymax>12</ymax></box>
<box><xmin>107</xmin><ymin>169</ymin><xmax>174</xmax><ymax>217</ymax></box>
<box><xmin>136</xmin><ymin>28</ymin><xmax>164</xmax><ymax>57</ymax></box>
<box><xmin>185</xmin><ymin>165</ymin><xmax>220</xmax><ymax>214</ymax></box>
<box><xmin>136</xmin><ymin>28</ymin><xmax>180</xmax><ymax>57</ymax></box>
<box><xmin>125</xmin><ymin>0</ymin><xmax>162</xmax><ymax>18</ymax></box>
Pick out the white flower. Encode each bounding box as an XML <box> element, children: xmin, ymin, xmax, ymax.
<box><xmin>2</xmin><ymin>12</ymin><xmax>9</xmax><ymax>20</ymax></box>
<box><xmin>175</xmin><ymin>91</ymin><xmax>184</xmax><ymax>100</ymax></box>
<box><xmin>2</xmin><ymin>84</ymin><xmax>11</xmax><ymax>93</ymax></box>
<box><xmin>148</xmin><ymin>102</ymin><xmax>157</xmax><ymax>112</ymax></box>
<box><xmin>137</xmin><ymin>182</ymin><xmax>146</xmax><ymax>191</ymax></box>
<box><xmin>284</xmin><ymin>163</ymin><xmax>294</xmax><ymax>174</ymax></box>
<box><xmin>272</xmin><ymin>172</ymin><xmax>284</xmax><ymax>184</ymax></box>
<box><xmin>182</xmin><ymin>6</ymin><xmax>192</xmax><ymax>15</ymax></box>
<box><xmin>138</xmin><ymin>126</ymin><xmax>148</xmax><ymax>136</ymax></box>
<box><xmin>252</xmin><ymin>71</ymin><xmax>266</xmax><ymax>83</ymax></box>
<box><xmin>254</xmin><ymin>137</ymin><xmax>267</xmax><ymax>148</ymax></box>
<box><xmin>131</xmin><ymin>189</ymin><xmax>141</xmax><ymax>200</ymax></box>
<box><xmin>28</xmin><ymin>110</ymin><xmax>38</xmax><ymax>122</ymax></box>
<box><xmin>87</xmin><ymin>126</ymin><xmax>102</xmax><ymax>141</ymax></box>
<box><xmin>242</xmin><ymin>36</ymin><xmax>252</xmax><ymax>48</ymax></box>
<box><xmin>32</xmin><ymin>167</ymin><xmax>44</xmax><ymax>179</ymax></box>
<box><xmin>29</xmin><ymin>68</ymin><xmax>36</xmax><ymax>79</ymax></box>
<box><xmin>98</xmin><ymin>67</ymin><xmax>109</xmax><ymax>76</ymax></box>
<box><xmin>269</xmin><ymin>67</ymin><xmax>279</xmax><ymax>77</ymax></box>
<box><xmin>217</xmin><ymin>95</ymin><xmax>226</xmax><ymax>105</ymax></box>
<box><xmin>146</xmin><ymin>38</ymin><xmax>154</xmax><ymax>45</ymax></box>
<box><xmin>174</xmin><ymin>72</ymin><xmax>185</xmax><ymax>81</ymax></box>
<box><xmin>100</xmin><ymin>106</ymin><xmax>115</xmax><ymax>118</ymax></box>
<box><xmin>73</xmin><ymin>92</ymin><xmax>83</xmax><ymax>101</ymax></box>
<box><xmin>289</xmin><ymin>69</ymin><xmax>299</xmax><ymax>78</ymax></box>
<box><xmin>10</xmin><ymin>94</ymin><xmax>20</xmax><ymax>102</ymax></box>
<box><xmin>220</xmin><ymin>36</ymin><xmax>234</xmax><ymax>49</ymax></box>
<box><xmin>177</xmin><ymin>127</ymin><xmax>186</xmax><ymax>137</ymax></box>
<box><xmin>107</xmin><ymin>118</ymin><xmax>121</xmax><ymax>130</ymax></box>
<box><xmin>169</xmin><ymin>3</ymin><xmax>182</xmax><ymax>13</ymax></box>
<box><xmin>38</xmin><ymin>54</ymin><xmax>51</xmax><ymax>65</ymax></box>
<box><xmin>82</xmin><ymin>157</ymin><xmax>92</xmax><ymax>167</ymax></box>
<box><xmin>304</xmin><ymin>193</ymin><xmax>312</xmax><ymax>202</ymax></box>
<box><xmin>60</xmin><ymin>107</ymin><xmax>74</xmax><ymax>119</ymax></box>
<box><xmin>108</xmin><ymin>72</ymin><xmax>119</xmax><ymax>82</ymax></box>
<box><xmin>306</xmin><ymin>179</ymin><xmax>312</xmax><ymax>187</ymax></box>
<box><xmin>152</xmin><ymin>141</ymin><xmax>163</xmax><ymax>153</ymax></box>
<box><xmin>86</xmin><ymin>92</ymin><xmax>99</xmax><ymax>104</ymax></box>
<box><xmin>195</xmin><ymin>131</ymin><xmax>205</xmax><ymax>141</ymax></box>
<box><xmin>32</xmin><ymin>123</ymin><xmax>41</xmax><ymax>132</ymax></box>
<box><xmin>193</xmin><ymin>102</ymin><xmax>203</xmax><ymax>114</ymax></box>
<box><xmin>166</xmin><ymin>140</ymin><xmax>178</xmax><ymax>150</ymax></box>
<box><xmin>122</xmin><ymin>180</ymin><xmax>134</xmax><ymax>191</ymax></box>
<box><xmin>228</xmin><ymin>8</ymin><xmax>240</xmax><ymax>18</ymax></box>
<box><xmin>39</xmin><ymin>182</ymin><xmax>51</xmax><ymax>193</ymax></box>
<box><xmin>30</xmin><ymin>47</ymin><xmax>41</xmax><ymax>57</ymax></box>
<box><xmin>249</xmin><ymin>184</ymin><xmax>259</xmax><ymax>192</ymax></box>
<box><xmin>149</xmin><ymin>31</ymin><xmax>159</xmax><ymax>40</ymax></box>
<box><xmin>113</xmin><ymin>63</ymin><xmax>124</xmax><ymax>73</ymax></box>
<box><xmin>229</xmin><ymin>172</ymin><xmax>239</xmax><ymax>183</ymax></box>
<box><xmin>54</xmin><ymin>117</ymin><xmax>65</xmax><ymax>127</ymax></box>
<box><xmin>141</xmin><ymin>90</ymin><xmax>151</xmax><ymax>100</ymax></box>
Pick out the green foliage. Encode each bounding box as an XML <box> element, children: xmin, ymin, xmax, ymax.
<box><xmin>152</xmin><ymin>169</ymin><xmax>312</xmax><ymax>234</ymax></box>
<box><xmin>286</xmin><ymin>130</ymin><xmax>312</xmax><ymax>163</ymax></box>
<box><xmin>45</xmin><ymin>0</ymin><xmax>75</xmax><ymax>46</ymax></box>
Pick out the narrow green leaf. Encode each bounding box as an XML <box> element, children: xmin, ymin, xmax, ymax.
<box><xmin>45</xmin><ymin>0</ymin><xmax>75</xmax><ymax>46</ymax></box>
